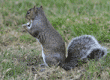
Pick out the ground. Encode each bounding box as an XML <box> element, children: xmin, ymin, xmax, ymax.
<box><xmin>0</xmin><ymin>0</ymin><xmax>110</xmax><ymax>80</ymax></box>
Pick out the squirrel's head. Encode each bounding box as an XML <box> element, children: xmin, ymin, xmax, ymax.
<box><xmin>22</xmin><ymin>6</ymin><xmax>45</xmax><ymax>38</ymax></box>
<box><xmin>25</xmin><ymin>6</ymin><xmax>43</xmax><ymax>21</ymax></box>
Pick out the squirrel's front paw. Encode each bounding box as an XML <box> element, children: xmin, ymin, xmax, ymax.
<box><xmin>22</xmin><ymin>23</ymin><xmax>27</xmax><ymax>28</ymax></box>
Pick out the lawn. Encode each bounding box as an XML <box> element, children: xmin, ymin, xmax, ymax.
<box><xmin>0</xmin><ymin>0</ymin><xmax>110</xmax><ymax>80</ymax></box>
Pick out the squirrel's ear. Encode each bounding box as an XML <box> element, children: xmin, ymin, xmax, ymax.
<box><xmin>40</xmin><ymin>6</ymin><xmax>43</xmax><ymax>9</ymax></box>
<box><xmin>33</xmin><ymin>6</ymin><xmax>36</xmax><ymax>10</ymax></box>
<box><xmin>33</xmin><ymin>6</ymin><xmax>37</xmax><ymax>12</ymax></box>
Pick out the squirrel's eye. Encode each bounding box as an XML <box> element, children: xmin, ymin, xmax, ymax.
<box><xmin>27</xmin><ymin>11</ymin><xmax>30</xmax><ymax>14</ymax></box>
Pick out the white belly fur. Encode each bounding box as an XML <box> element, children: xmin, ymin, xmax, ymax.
<box><xmin>36</xmin><ymin>38</ymin><xmax>48</xmax><ymax>66</ymax></box>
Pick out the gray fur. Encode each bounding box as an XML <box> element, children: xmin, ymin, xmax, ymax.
<box><xmin>62</xmin><ymin>35</ymin><xmax>107</xmax><ymax>70</ymax></box>
<box><xmin>24</xmin><ymin>6</ymin><xmax>66</xmax><ymax>67</ymax></box>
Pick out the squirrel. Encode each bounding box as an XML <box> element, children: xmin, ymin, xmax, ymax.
<box><xmin>22</xmin><ymin>6</ymin><xmax>107</xmax><ymax>70</ymax></box>
<box><xmin>22</xmin><ymin>6</ymin><xmax>66</xmax><ymax>67</ymax></box>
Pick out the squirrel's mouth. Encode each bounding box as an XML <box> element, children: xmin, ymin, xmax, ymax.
<box><xmin>22</xmin><ymin>20</ymin><xmax>33</xmax><ymax>29</ymax></box>
<box><xmin>27</xmin><ymin>20</ymin><xmax>32</xmax><ymax>29</ymax></box>
<box><xmin>27</xmin><ymin>20</ymin><xmax>33</xmax><ymax>26</ymax></box>
<box><xmin>27</xmin><ymin>22</ymin><xmax>30</xmax><ymax>27</ymax></box>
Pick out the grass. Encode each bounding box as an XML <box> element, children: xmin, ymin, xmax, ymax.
<box><xmin>0</xmin><ymin>0</ymin><xmax>110</xmax><ymax>79</ymax></box>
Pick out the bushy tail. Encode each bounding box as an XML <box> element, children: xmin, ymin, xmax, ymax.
<box><xmin>62</xmin><ymin>35</ymin><xmax>108</xmax><ymax>70</ymax></box>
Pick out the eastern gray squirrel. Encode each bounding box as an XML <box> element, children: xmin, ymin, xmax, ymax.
<box><xmin>22</xmin><ymin>6</ymin><xmax>66</xmax><ymax>67</ymax></box>
<box><xmin>22</xmin><ymin>6</ymin><xmax>107</xmax><ymax>70</ymax></box>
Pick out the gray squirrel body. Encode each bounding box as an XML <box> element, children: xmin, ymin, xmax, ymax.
<box><xmin>22</xmin><ymin>6</ymin><xmax>107</xmax><ymax>70</ymax></box>
<box><xmin>23</xmin><ymin>6</ymin><xmax>66</xmax><ymax>67</ymax></box>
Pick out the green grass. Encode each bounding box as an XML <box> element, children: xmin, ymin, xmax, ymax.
<box><xmin>0</xmin><ymin>49</ymin><xmax>27</xmax><ymax>78</ymax></box>
<box><xmin>20</xmin><ymin>34</ymin><xmax>36</xmax><ymax>43</ymax></box>
<box><xmin>0</xmin><ymin>0</ymin><xmax>110</xmax><ymax>79</ymax></box>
